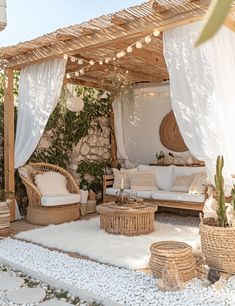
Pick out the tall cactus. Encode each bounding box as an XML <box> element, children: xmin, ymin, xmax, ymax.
<box><xmin>215</xmin><ymin>155</ymin><xmax>227</xmax><ymax>227</ymax></box>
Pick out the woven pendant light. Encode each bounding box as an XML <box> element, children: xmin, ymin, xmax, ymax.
<box><xmin>66</xmin><ymin>96</ymin><xmax>84</xmax><ymax>112</ymax></box>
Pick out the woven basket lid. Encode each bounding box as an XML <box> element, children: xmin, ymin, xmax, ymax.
<box><xmin>159</xmin><ymin>111</ymin><xmax>188</xmax><ymax>152</ymax></box>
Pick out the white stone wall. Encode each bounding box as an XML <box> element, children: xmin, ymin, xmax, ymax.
<box><xmin>37</xmin><ymin>116</ymin><xmax>111</xmax><ymax>181</ymax></box>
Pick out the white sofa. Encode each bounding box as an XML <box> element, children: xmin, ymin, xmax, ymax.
<box><xmin>103</xmin><ymin>165</ymin><xmax>206</xmax><ymax>211</ymax></box>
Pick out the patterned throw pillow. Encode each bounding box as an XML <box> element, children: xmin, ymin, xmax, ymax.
<box><xmin>171</xmin><ymin>174</ymin><xmax>196</xmax><ymax>193</ymax></box>
<box><xmin>189</xmin><ymin>172</ymin><xmax>208</xmax><ymax>194</ymax></box>
<box><xmin>128</xmin><ymin>171</ymin><xmax>158</xmax><ymax>191</ymax></box>
<box><xmin>112</xmin><ymin>168</ymin><xmax>138</xmax><ymax>189</ymax></box>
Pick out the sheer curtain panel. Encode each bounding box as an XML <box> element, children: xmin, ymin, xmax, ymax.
<box><xmin>15</xmin><ymin>58</ymin><xmax>67</xmax><ymax>168</ymax></box>
<box><xmin>163</xmin><ymin>21</ymin><xmax>235</xmax><ymax>186</ymax></box>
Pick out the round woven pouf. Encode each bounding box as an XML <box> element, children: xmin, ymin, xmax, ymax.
<box><xmin>149</xmin><ymin>241</ymin><xmax>195</xmax><ymax>282</ymax></box>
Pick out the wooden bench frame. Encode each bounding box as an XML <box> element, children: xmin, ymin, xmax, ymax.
<box><xmin>103</xmin><ymin>175</ymin><xmax>204</xmax><ymax>211</ymax></box>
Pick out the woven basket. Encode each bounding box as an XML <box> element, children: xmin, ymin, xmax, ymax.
<box><xmin>87</xmin><ymin>200</ymin><xmax>97</xmax><ymax>214</ymax></box>
<box><xmin>149</xmin><ymin>241</ymin><xmax>195</xmax><ymax>282</ymax></box>
<box><xmin>200</xmin><ymin>220</ymin><xmax>235</xmax><ymax>273</ymax></box>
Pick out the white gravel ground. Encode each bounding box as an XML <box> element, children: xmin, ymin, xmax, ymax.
<box><xmin>0</xmin><ymin>238</ymin><xmax>235</xmax><ymax>306</ymax></box>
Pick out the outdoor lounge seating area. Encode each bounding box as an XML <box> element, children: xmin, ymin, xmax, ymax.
<box><xmin>1</xmin><ymin>0</ymin><xmax>235</xmax><ymax>305</ymax></box>
<box><xmin>103</xmin><ymin>164</ymin><xmax>207</xmax><ymax>211</ymax></box>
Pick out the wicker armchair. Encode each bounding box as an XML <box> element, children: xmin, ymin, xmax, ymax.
<box><xmin>19</xmin><ymin>162</ymin><xmax>80</xmax><ymax>225</ymax></box>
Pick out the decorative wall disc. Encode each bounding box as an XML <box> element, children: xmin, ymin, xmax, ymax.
<box><xmin>159</xmin><ymin>111</ymin><xmax>188</xmax><ymax>152</ymax></box>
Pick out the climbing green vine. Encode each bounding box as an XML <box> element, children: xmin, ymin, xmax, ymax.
<box><xmin>31</xmin><ymin>85</ymin><xmax>111</xmax><ymax>168</ymax></box>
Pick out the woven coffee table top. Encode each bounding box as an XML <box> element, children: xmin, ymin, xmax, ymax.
<box><xmin>97</xmin><ymin>202</ymin><xmax>158</xmax><ymax>214</ymax></box>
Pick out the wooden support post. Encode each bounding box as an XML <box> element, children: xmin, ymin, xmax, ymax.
<box><xmin>110</xmin><ymin>107</ymin><xmax>118</xmax><ymax>168</ymax></box>
<box><xmin>4</xmin><ymin>68</ymin><xmax>15</xmax><ymax>221</ymax></box>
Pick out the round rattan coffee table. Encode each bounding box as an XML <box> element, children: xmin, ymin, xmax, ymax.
<box><xmin>96</xmin><ymin>202</ymin><xmax>158</xmax><ymax>236</ymax></box>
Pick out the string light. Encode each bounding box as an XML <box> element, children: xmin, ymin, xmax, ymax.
<box><xmin>66</xmin><ymin>28</ymin><xmax>161</xmax><ymax>78</ymax></box>
<box><xmin>75</xmin><ymin>71</ymin><xmax>79</xmax><ymax>77</ymax></box>
<box><xmin>127</xmin><ymin>46</ymin><xmax>133</xmax><ymax>53</ymax></box>
<box><xmin>153</xmin><ymin>29</ymin><xmax>160</xmax><ymax>37</ymax></box>
<box><xmin>144</xmin><ymin>36</ymin><xmax>151</xmax><ymax>44</ymax></box>
<box><xmin>105</xmin><ymin>57</ymin><xmax>111</xmax><ymax>64</ymax></box>
<box><xmin>63</xmin><ymin>54</ymin><xmax>68</xmax><ymax>60</ymax></box>
<box><xmin>66</xmin><ymin>73</ymin><xmax>71</xmax><ymax>79</ymax></box>
<box><xmin>136</xmin><ymin>41</ymin><xmax>143</xmax><ymax>49</ymax></box>
<box><xmin>77</xmin><ymin>59</ymin><xmax>84</xmax><ymax>65</ymax></box>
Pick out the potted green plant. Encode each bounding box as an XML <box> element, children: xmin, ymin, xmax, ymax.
<box><xmin>200</xmin><ymin>155</ymin><xmax>235</xmax><ymax>273</ymax></box>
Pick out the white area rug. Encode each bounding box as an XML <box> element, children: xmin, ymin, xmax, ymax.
<box><xmin>16</xmin><ymin>216</ymin><xmax>200</xmax><ymax>270</ymax></box>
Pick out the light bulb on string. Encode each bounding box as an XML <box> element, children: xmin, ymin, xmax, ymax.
<box><xmin>79</xmin><ymin>69</ymin><xmax>84</xmax><ymax>75</ymax></box>
<box><xmin>127</xmin><ymin>46</ymin><xmax>133</xmax><ymax>53</ymax></box>
<box><xmin>66</xmin><ymin>74</ymin><xmax>71</xmax><ymax>79</ymax></box>
<box><xmin>75</xmin><ymin>71</ymin><xmax>79</xmax><ymax>77</ymax></box>
<box><xmin>70</xmin><ymin>56</ymin><xmax>76</xmax><ymax>62</ymax></box>
<box><xmin>89</xmin><ymin>60</ymin><xmax>95</xmax><ymax>65</ymax></box>
<box><xmin>77</xmin><ymin>59</ymin><xmax>84</xmax><ymax>65</ymax></box>
<box><xmin>99</xmin><ymin>60</ymin><xmax>103</xmax><ymax>65</ymax></box>
<box><xmin>113</xmin><ymin>57</ymin><xmax>116</xmax><ymax>61</ymax></box>
<box><xmin>105</xmin><ymin>57</ymin><xmax>111</xmax><ymax>64</ymax></box>
<box><xmin>63</xmin><ymin>54</ymin><xmax>68</xmax><ymax>60</ymax></box>
<box><xmin>144</xmin><ymin>35</ymin><xmax>152</xmax><ymax>44</ymax></box>
<box><xmin>153</xmin><ymin>29</ymin><xmax>160</xmax><ymax>37</ymax></box>
<box><xmin>136</xmin><ymin>41</ymin><xmax>143</xmax><ymax>49</ymax></box>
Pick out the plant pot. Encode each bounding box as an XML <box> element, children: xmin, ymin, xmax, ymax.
<box><xmin>80</xmin><ymin>203</ymin><xmax>87</xmax><ymax>217</ymax></box>
<box><xmin>200</xmin><ymin>219</ymin><xmax>235</xmax><ymax>273</ymax></box>
<box><xmin>80</xmin><ymin>190</ymin><xmax>89</xmax><ymax>204</ymax></box>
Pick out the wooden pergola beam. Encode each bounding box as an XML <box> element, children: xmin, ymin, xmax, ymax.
<box><xmin>4</xmin><ymin>68</ymin><xmax>15</xmax><ymax>221</ymax></box>
<box><xmin>4</xmin><ymin>1</ymin><xmax>210</xmax><ymax>70</ymax></box>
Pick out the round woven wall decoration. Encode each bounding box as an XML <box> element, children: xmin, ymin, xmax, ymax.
<box><xmin>159</xmin><ymin>111</ymin><xmax>188</xmax><ymax>152</ymax></box>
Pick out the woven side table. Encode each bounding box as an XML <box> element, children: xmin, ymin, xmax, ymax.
<box><xmin>149</xmin><ymin>241</ymin><xmax>195</xmax><ymax>282</ymax></box>
<box><xmin>0</xmin><ymin>202</ymin><xmax>10</xmax><ymax>236</ymax></box>
<box><xmin>96</xmin><ymin>202</ymin><xmax>157</xmax><ymax>236</ymax></box>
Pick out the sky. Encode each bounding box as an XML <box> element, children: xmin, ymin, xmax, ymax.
<box><xmin>0</xmin><ymin>0</ymin><xmax>144</xmax><ymax>47</ymax></box>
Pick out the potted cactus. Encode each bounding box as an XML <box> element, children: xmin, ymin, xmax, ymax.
<box><xmin>200</xmin><ymin>156</ymin><xmax>235</xmax><ymax>273</ymax></box>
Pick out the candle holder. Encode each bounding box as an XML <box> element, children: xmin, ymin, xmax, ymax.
<box><xmin>116</xmin><ymin>188</ymin><xmax>128</xmax><ymax>206</ymax></box>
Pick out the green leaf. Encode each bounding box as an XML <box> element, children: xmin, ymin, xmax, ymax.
<box><xmin>196</xmin><ymin>0</ymin><xmax>233</xmax><ymax>46</ymax></box>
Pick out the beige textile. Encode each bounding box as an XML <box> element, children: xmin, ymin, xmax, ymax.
<box><xmin>112</xmin><ymin>168</ymin><xmax>137</xmax><ymax>189</ymax></box>
<box><xmin>189</xmin><ymin>172</ymin><xmax>207</xmax><ymax>194</ymax></box>
<box><xmin>171</xmin><ymin>174</ymin><xmax>195</xmax><ymax>193</ymax></box>
<box><xmin>128</xmin><ymin>171</ymin><xmax>158</xmax><ymax>191</ymax></box>
<box><xmin>34</xmin><ymin>171</ymin><xmax>70</xmax><ymax>196</ymax></box>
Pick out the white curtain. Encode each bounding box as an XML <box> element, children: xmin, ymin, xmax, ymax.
<box><xmin>163</xmin><ymin>21</ymin><xmax>235</xmax><ymax>186</ymax></box>
<box><xmin>15</xmin><ymin>58</ymin><xmax>67</xmax><ymax>168</ymax></box>
<box><xmin>112</xmin><ymin>98</ymin><xmax>129</xmax><ymax>161</ymax></box>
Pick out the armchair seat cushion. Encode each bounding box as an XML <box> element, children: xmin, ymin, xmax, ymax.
<box><xmin>41</xmin><ymin>193</ymin><xmax>80</xmax><ymax>207</ymax></box>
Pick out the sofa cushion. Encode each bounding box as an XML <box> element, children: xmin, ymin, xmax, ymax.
<box><xmin>172</xmin><ymin>166</ymin><xmax>206</xmax><ymax>182</ymax></box>
<box><xmin>35</xmin><ymin>171</ymin><xmax>69</xmax><ymax>196</ymax></box>
<box><xmin>128</xmin><ymin>171</ymin><xmax>158</xmax><ymax>191</ymax></box>
<box><xmin>112</xmin><ymin>168</ymin><xmax>137</xmax><ymax>189</ymax></box>
<box><xmin>106</xmin><ymin>188</ymin><xmax>205</xmax><ymax>203</ymax></box>
<box><xmin>137</xmin><ymin>164</ymin><xmax>173</xmax><ymax>190</ymax></box>
<box><xmin>189</xmin><ymin>172</ymin><xmax>208</xmax><ymax>194</ymax></box>
<box><xmin>171</xmin><ymin>174</ymin><xmax>196</xmax><ymax>192</ymax></box>
<box><xmin>151</xmin><ymin>190</ymin><xmax>205</xmax><ymax>203</ymax></box>
<box><xmin>41</xmin><ymin>193</ymin><xmax>80</xmax><ymax>207</ymax></box>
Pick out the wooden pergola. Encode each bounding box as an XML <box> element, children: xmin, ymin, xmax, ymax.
<box><xmin>1</xmin><ymin>0</ymin><xmax>235</xmax><ymax>220</ymax></box>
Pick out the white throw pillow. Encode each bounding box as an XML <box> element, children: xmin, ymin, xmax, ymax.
<box><xmin>172</xmin><ymin>166</ymin><xmax>206</xmax><ymax>182</ymax></box>
<box><xmin>171</xmin><ymin>174</ymin><xmax>196</xmax><ymax>193</ymax></box>
<box><xmin>112</xmin><ymin>168</ymin><xmax>137</xmax><ymax>189</ymax></box>
<box><xmin>138</xmin><ymin>164</ymin><xmax>173</xmax><ymax>190</ymax></box>
<box><xmin>128</xmin><ymin>171</ymin><xmax>158</xmax><ymax>191</ymax></box>
<box><xmin>189</xmin><ymin>172</ymin><xmax>208</xmax><ymax>194</ymax></box>
<box><xmin>34</xmin><ymin>171</ymin><xmax>70</xmax><ymax>196</ymax></box>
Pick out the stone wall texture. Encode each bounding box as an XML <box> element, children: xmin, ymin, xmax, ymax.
<box><xmin>37</xmin><ymin>116</ymin><xmax>111</xmax><ymax>182</ymax></box>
